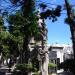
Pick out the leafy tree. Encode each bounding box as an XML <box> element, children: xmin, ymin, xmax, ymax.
<box><xmin>40</xmin><ymin>3</ymin><xmax>62</xmax><ymax>22</ymax></box>
<box><xmin>0</xmin><ymin>16</ymin><xmax>10</xmax><ymax>59</ymax></box>
<box><xmin>7</xmin><ymin>10</ymin><xmax>38</xmax><ymax>63</ymax></box>
<box><xmin>0</xmin><ymin>31</ymin><xmax>10</xmax><ymax>59</ymax></box>
<box><xmin>6</xmin><ymin>1</ymin><xmax>39</xmax><ymax>74</ymax></box>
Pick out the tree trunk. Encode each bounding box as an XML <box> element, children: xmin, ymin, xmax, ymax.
<box><xmin>22</xmin><ymin>35</ymin><xmax>30</xmax><ymax>63</ymax></box>
<box><xmin>70</xmin><ymin>25</ymin><xmax>75</xmax><ymax>59</ymax></box>
<box><xmin>64</xmin><ymin>0</ymin><xmax>75</xmax><ymax>59</ymax></box>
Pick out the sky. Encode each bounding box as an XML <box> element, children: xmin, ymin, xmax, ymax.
<box><xmin>40</xmin><ymin>0</ymin><xmax>75</xmax><ymax>45</ymax></box>
<box><xmin>46</xmin><ymin>13</ymin><xmax>72</xmax><ymax>45</ymax></box>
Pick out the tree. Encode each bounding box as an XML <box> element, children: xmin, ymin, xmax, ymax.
<box><xmin>0</xmin><ymin>16</ymin><xmax>10</xmax><ymax>60</ymax></box>
<box><xmin>64</xmin><ymin>0</ymin><xmax>75</xmax><ymax>60</ymax></box>
<box><xmin>7</xmin><ymin>10</ymin><xmax>38</xmax><ymax>62</ymax></box>
<box><xmin>40</xmin><ymin>3</ymin><xmax>62</xmax><ymax>22</ymax></box>
<box><xmin>7</xmin><ymin>0</ymin><xmax>39</xmax><ymax>74</ymax></box>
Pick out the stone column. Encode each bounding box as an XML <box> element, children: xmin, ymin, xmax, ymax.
<box><xmin>42</xmin><ymin>46</ymin><xmax>48</xmax><ymax>75</ymax></box>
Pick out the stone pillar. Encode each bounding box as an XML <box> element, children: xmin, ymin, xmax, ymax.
<box><xmin>42</xmin><ymin>46</ymin><xmax>48</xmax><ymax>75</ymax></box>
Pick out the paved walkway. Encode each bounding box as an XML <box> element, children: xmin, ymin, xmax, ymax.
<box><xmin>51</xmin><ymin>73</ymin><xmax>57</xmax><ymax>75</ymax></box>
<box><xmin>57</xmin><ymin>71</ymin><xmax>73</xmax><ymax>75</ymax></box>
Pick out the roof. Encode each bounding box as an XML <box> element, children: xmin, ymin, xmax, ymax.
<box><xmin>48</xmin><ymin>46</ymin><xmax>63</xmax><ymax>51</ymax></box>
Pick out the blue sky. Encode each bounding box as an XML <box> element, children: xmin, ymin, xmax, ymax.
<box><xmin>40</xmin><ymin>0</ymin><xmax>75</xmax><ymax>45</ymax></box>
<box><xmin>46</xmin><ymin>13</ymin><xmax>72</xmax><ymax>45</ymax></box>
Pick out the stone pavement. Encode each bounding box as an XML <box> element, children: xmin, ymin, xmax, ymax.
<box><xmin>57</xmin><ymin>71</ymin><xmax>73</xmax><ymax>75</ymax></box>
<box><xmin>49</xmin><ymin>71</ymin><xmax>73</xmax><ymax>75</ymax></box>
<box><xmin>51</xmin><ymin>73</ymin><xmax>57</xmax><ymax>75</ymax></box>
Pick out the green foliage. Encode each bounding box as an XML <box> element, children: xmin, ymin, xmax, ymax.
<box><xmin>48</xmin><ymin>63</ymin><xmax>57</xmax><ymax>68</ymax></box>
<box><xmin>8</xmin><ymin>0</ymin><xmax>38</xmax><ymax>64</ymax></box>
<box><xmin>40</xmin><ymin>5</ymin><xmax>62</xmax><ymax>22</ymax></box>
<box><xmin>32</xmin><ymin>72</ymin><xmax>40</xmax><ymax>75</ymax></box>
<box><xmin>40</xmin><ymin>3</ymin><xmax>47</xmax><ymax>10</ymax></box>
<box><xmin>0</xmin><ymin>31</ymin><xmax>10</xmax><ymax>58</ymax></box>
<box><xmin>2</xmin><ymin>45</ymin><xmax>9</xmax><ymax>59</ymax></box>
<box><xmin>0</xmin><ymin>31</ymin><xmax>10</xmax><ymax>40</ymax></box>
<box><xmin>8</xmin><ymin>12</ymin><xmax>25</xmax><ymax>35</ymax></box>
<box><xmin>0</xmin><ymin>16</ymin><xmax>4</xmax><ymax>26</ymax></box>
<box><xmin>12</xmin><ymin>63</ymin><xmax>39</xmax><ymax>75</ymax></box>
<box><xmin>0</xmin><ymin>16</ymin><xmax>10</xmax><ymax>59</ymax></box>
<box><xmin>0</xmin><ymin>30</ymin><xmax>21</xmax><ymax>58</ymax></box>
<box><xmin>15</xmin><ymin>63</ymin><xmax>33</xmax><ymax>72</ymax></box>
<box><xmin>7</xmin><ymin>11</ymin><xmax>39</xmax><ymax>63</ymax></box>
<box><xmin>8</xmin><ymin>11</ymin><xmax>38</xmax><ymax>37</ymax></box>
